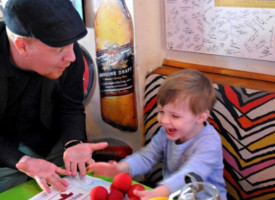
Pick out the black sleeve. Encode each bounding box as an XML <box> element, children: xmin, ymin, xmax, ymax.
<box><xmin>53</xmin><ymin>42</ymin><xmax>87</xmax><ymax>145</ymax></box>
<box><xmin>0</xmin><ymin>136</ymin><xmax>26</xmax><ymax>169</ymax></box>
<box><xmin>0</xmin><ymin>24</ymin><xmax>26</xmax><ymax>169</ymax></box>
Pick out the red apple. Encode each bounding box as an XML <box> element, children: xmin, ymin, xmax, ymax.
<box><xmin>112</xmin><ymin>172</ymin><xmax>132</xmax><ymax>192</ymax></box>
<box><xmin>127</xmin><ymin>184</ymin><xmax>145</xmax><ymax>199</ymax></box>
<box><xmin>108</xmin><ymin>188</ymin><xmax>124</xmax><ymax>200</ymax></box>
<box><xmin>90</xmin><ymin>186</ymin><xmax>109</xmax><ymax>200</ymax></box>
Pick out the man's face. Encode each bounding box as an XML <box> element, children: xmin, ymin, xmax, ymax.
<box><xmin>24</xmin><ymin>39</ymin><xmax>76</xmax><ymax>79</ymax></box>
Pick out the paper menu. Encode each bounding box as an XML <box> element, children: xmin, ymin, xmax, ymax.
<box><xmin>29</xmin><ymin>175</ymin><xmax>111</xmax><ymax>200</ymax></box>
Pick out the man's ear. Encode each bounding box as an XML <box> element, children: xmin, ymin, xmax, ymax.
<box><xmin>13</xmin><ymin>37</ymin><xmax>28</xmax><ymax>56</ymax></box>
<box><xmin>197</xmin><ymin>110</ymin><xmax>210</xmax><ymax>123</ymax></box>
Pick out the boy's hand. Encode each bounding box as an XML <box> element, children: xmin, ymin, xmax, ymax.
<box><xmin>134</xmin><ymin>185</ymin><xmax>170</xmax><ymax>200</ymax></box>
<box><xmin>87</xmin><ymin>160</ymin><xmax>121</xmax><ymax>177</ymax></box>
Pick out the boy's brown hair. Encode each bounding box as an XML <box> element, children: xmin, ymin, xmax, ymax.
<box><xmin>157</xmin><ymin>69</ymin><xmax>216</xmax><ymax>115</ymax></box>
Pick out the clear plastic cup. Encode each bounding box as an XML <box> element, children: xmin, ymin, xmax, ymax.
<box><xmin>169</xmin><ymin>182</ymin><xmax>220</xmax><ymax>200</ymax></box>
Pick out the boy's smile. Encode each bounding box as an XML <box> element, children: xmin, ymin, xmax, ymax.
<box><xmin>165</xmin><ymin>128</ymin><xmax>177</xmax><ymax>137</ymax></box>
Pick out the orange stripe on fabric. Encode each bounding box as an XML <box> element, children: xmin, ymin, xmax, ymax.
<box><xmin>248</xmin><ymin>133</ymin><xmax>275</xmax><ymax>151</ymax></box>
<box><xmin>221</xmin><ymin>135</ymin><xmax>274</xmax><ymax>167</ymax></box>
<box><xmin>144</xmin><ymin>115</ymin><xmax>158</xmax><ymax>134</ymax></box>
<box><xmin>208</xmin><ymin>118</ymin><xmax>221</xmax><ymax>132</ymax></box>
<box><xmin>238</xmin><ymin>113</ymin><xmax>275</xmax><ymax>129</ymax></box>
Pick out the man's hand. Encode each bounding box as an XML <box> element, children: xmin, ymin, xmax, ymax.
<box><xmin>16</xmin><ymin>156</ymin><xmax>71</xmax><ymax>194</ymax></box>
<box><xmin>63</xmin><ymin>142</ymin><xmax>108</xmax><ymax>177</ymax></box>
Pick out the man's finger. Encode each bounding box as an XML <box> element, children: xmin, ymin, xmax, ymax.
<box><xmin>78</xmin><ymin>162</ymin><xmax>86</xmax><ymax>176</ymax></box>
<box><xmin>64</xmin><ymin>161</ymin><xmax>71</xmax><ymax>172</ymax></box>
<box><xmin>36</xmin><ymin>176</ymin><xmax>51</xmax><ymax>194</ymax></box>
<box><xmin>53</xmin><ymin>173</ymin><xmax>69</xmax><ymax>187</ymax></box>
<box><xmin>56</xmin><ymin>166</ymin><xmax>71</xmax><ymax>176</ymax></box>
<box><xmin>48</xmin><ymin>175</ymin><xmax>68</xmax><ymax>192</ymax></box>
<box><xmin>90</xmin><ymin>142</ymin><xmax>108</xmax><ymax>151</ymax></box>
<box><xmin>70</xmin><ymin>162</ymin><xmax>78</xmax><ymax>176</ymax></box>
<box><xmin>59</xmin><ymin>177</ymin><xmax>70</xmax><ymax>187</ymax></box>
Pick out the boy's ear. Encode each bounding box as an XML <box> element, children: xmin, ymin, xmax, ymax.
<box><xmin>197</xmin><ymin>110</ymin><xmax>210</xmax><ymax>123</ymax></box>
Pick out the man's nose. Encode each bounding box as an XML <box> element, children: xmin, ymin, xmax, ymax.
<box><xmin>63</xmin><ymin>44</ymin><xmax>76</xmax><ymax>62</ymax></box>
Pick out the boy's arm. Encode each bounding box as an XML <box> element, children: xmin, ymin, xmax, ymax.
<box><xmin>123</xmin><ymin>129</ymin><xmax>166</xmax><ymax>177</ymax></box>
<box><xmin>159</xmin><ymin>133</ymin><xmax>223</xmax><ymax>194</ymax></box>
<box><xmin>87</xmin><ymin>160</ymin><xmax>130</xmax><ymax>177</ymax></box>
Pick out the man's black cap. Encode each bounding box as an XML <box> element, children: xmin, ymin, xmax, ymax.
<box><xmin>4</xmin><ymin>0</ymin><xmax>87</xmax><ymax>47</ymax></box>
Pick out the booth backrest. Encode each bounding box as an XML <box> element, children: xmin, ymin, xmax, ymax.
<box><xmin>143</xmin><ymin>60</ymin><xmax>275</xmax><ymax>200</ymax></box>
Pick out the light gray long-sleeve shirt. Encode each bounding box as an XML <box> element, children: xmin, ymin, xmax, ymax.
<box><xmin>123</xmin><ymin>122</ymin><xmax>227</xmax><ymax>200</ymax></box>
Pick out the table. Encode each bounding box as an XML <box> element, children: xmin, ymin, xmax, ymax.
<box><xmin>0</xmin><ymin>174</ymin><xmax>150</xmax><ymax>200</ymax></box>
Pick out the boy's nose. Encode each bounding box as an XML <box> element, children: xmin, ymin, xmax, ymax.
<box><xmin>159</xmin><ymin>115</ymin><xmax>170</xmax><ymax>125</ymax></box>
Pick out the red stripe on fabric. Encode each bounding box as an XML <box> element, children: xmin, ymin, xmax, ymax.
<box><xmin>144</xmin><ymin>96</ymin><xmax>158</xmax><ymax>114</ymax></box>
<box><xmin>224</xmin><ymin>86</ymin><xmax>275</xmax><ymax>113</ymax></box>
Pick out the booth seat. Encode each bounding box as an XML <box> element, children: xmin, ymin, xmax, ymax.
<box><xmin>143</xmin><ymin>59</ymin><xmax>275</xmax><ymax>200</ymax></box>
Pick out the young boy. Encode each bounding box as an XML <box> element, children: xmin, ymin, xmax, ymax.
<box><xmin>87</xmin><ymin>69</ymin><xmax>227</xmax><ymax>200</ymax></box>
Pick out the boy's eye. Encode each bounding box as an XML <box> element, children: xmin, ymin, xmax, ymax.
<box><xmin>172</xmin><ymin>114</ymin><xmax>180</xmax><ymax>118</ymax></box>
<box><xmin>158</xmin><ymin>111</ymin><xmax>164</xmax><ymax>115</ymax></box>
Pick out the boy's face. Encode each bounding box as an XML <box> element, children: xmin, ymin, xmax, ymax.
<box><xmin>157</xmin><ymin>101</ymin><xmax>207</xmax><ymax>143</ymax></box>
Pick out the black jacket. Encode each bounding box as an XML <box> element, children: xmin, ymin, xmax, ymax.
<box><xmin>0</xmin><ymin>22</ymin><xmax>87</xmax><ymax>168</ymax></box>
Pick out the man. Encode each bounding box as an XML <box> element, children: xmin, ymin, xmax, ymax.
<box><xmin>0</xmin><ymin>0</ymin><xmax>107</xmax><ymax>193</ymax></box>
